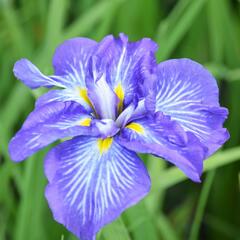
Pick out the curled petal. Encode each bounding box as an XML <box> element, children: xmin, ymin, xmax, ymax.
<box><xmin>45</xmin><ymin>136</ymin><xmax>150</xmax><ymax>240</ymax></box>
<box><xmin>13</xmin><ymin>59</ymin><xmax>71</xmax><ymax>89</ymax></box>
<box><xmin>150</xmin><ymin>59</ymin><xmax>229</xmax><ymax>155</ymax></box>
<box><xmin>14</xmin><ymin>38</ymin><xmax>97</xmax><ymax>90</ymax></box>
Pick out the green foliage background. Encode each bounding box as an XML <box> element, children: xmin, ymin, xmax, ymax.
<box><xmin>0</xmin><ymin>0</ymin><xmax>240</xmax><ymax>239</ymax></box>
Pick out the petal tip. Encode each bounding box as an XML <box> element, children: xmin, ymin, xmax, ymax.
<box><xmin>8</xmin><ymin>138</ymin><xmax>25</xmax><ymax>162</ymax></box>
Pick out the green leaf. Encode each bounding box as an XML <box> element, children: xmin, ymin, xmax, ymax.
<box><xmin>0</xmin><ymin>3</ymin><xmax>31</xmax><ymax>56</ymax></box>
<box><xmin>158</xmin><ymin>147</ymin><xmax>240</xmax><ymax>189</ymax></box>
<box><xmin>189</xmin><ymin>171</ymin><xmax>216</xmax><ymax>240</ymax></box>
<box><xmin>14</xmin><ymin>150</ymin><xmax>49</xmax><ymax>240</ymax></box>
<box><xmin>156</xmin><ymin>0</ymin><xmax>206</xmax><ymax>60</ymax></box>
<box><xmin>63</xmin><ymin>0</ymin><xmax>124</xmax><ymax>39</ymax></box>
<box><xmin>99</xmin><ymin>217</ymin><xmax>131</xmax><ymax>240</ymax></box>
<box><xmin>123</xmin><ymin>201</ymin><xmax>159</xmax><ymax>240</ymax></box>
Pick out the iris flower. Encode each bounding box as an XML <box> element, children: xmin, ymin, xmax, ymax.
<box><xmin>9</xmin><ymin>34</ymin><xmax>229</xmax><ymax>240</ymax></box>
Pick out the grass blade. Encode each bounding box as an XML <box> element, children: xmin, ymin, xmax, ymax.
<box><xmin>158</xmin><ymin>147</ymin><xmax>240</xmax><ymax>189</ymax></box>
<box><xmin>99</xmin><ymin>217</ymin><xmax>131</xmax><ymax>240</ymax></box>
<box><xmin>63</xmin><ymin>0</ymin><xmax>123</xmax><ymax>39</ymax></box>
<box><xmin>156</xmin><ymin>0</ymin><xmax>206</xmax><ymax>60</ymax></box>
<box><xmin>189</xmin><ymin>171</ymin><xmax>216</xmax><ymax>240</ymax></box>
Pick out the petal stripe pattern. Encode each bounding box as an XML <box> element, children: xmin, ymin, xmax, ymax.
<box><xmin>119</xmin><ymin>114</ymin><xmax>206</xmax><ymax>182</ymax></box>
<box><xmin>95</xmin><ymin>34</ymin><xmax>158</xmax><ymax>105</ymax></box>
<box><xmin>9</xmin><ymin>102</ymin><xmax>93</xmax><ymax>161</ymax></box>
<box><xmin>153</xmin><ymin>59</ymin><xmax>229</xmax><ymax>155</ymax></box>
<box><xmin>45</xmin><ymin>136</ymin><xmax>150</xmax><ymax>240</ymax></box>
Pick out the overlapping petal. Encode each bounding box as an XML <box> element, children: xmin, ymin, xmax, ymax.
<box><xmin>35</xmin><ymin>88</ymin><xmax>93</xmax><ymax>112</ymax></box>
<box><xmin>119</xmin><ymin>113</ymin><xmax>206</xmax><ymax>181</ymax></box>
<box><xmin>95</xmin><ymin>33</ymin><xmax>158</xmax><ymax>106</ymax></box>
<box><xmin>52</xmin><ymin>37</ymin><xmax>97</xmax><ymax>79</ymax></box>
<box><xmin>14</xmin><ymin>38</ymin><xmax>98</xmax><ymax>111</ymax></box>
<box><xmin>45</xmin><ymin>136</ymin><xmax>150</xmax><ymax>240</ymax></box>
<box><xmin>86</xmin><ymin>71</ymin><xmax>119</xmax><ymax>120</ymax></box>
<box><xmin>116</xmin><ymin>98</ymin><xmax>146</xmax><ymax>128</ymax></box>
<box><xmin>9</xmin><ymin>101</ymin><xmax>95</xmax><ymax>161</ymax></box>
<box><xmin>149</xmin><ymin>59</ymin><xmax>229</xmax><ymax>155</ymax></box>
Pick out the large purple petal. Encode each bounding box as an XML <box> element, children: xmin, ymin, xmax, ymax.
<box><xmin>9</xmin><ymin>102</ymin><xmax>95</xmax><ymax>162</ymax></box>
<box><xmin>14</xmin><ymin>38</ymin><xmax>97</xmax><ymax>90</ymax></box>
<box><xmin>95</xmin><ymin>34</ymin><xmax>158</xmax><ymax>106</ymax></box>
<box><xmin>45</xmin><ymin>136</ymin><xmax>150</xmax><ymax>240</ymax></box>
<box><xmin>151</xmin><ymin>59</ymin><xmax>229</xmax><ymax>155</ymax></box>
<box><xmin>118</xmin><ymin>113</ymin><xmax>207</xmax><ymax>182</ymax></box>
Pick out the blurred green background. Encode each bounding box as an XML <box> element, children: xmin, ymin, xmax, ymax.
<box><xmin>0</xmin><ymin>0</ymin><xmax>240</xmax><ymax>239</ymax></box>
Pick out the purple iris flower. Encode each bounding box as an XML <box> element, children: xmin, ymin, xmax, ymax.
<box><xmin>9</xmin><ymin>33</ymin><xmax>229</xmax><ymax>240</ymax></box>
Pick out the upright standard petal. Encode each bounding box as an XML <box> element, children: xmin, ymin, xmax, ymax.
<box><xmin>9</xmin><ymin>101</ymin><xmax>95</xmax><ymax>162</ymax></box>
<box><xmin>96</xmin><ymin>34</ymin><xmax>158</xmax><ymax>107</ymax></box>
<box><xmin>52</xmin><ymin>38</ymin><xmax>97</xmax><ymax>81</ymax></box>
<box><xmin>119</xmin><ymin>113</ymin><xmax>206</xmax><ymax>182</ymax></box>
<box><xmin>151</xmin><ymin>59</ymin><xmax>229</xmax><ymax>155</ymax></box>
<box><xmin>45</xmin><ymin>136</ymin><xmax>150</xmax><ymax>240</ymax></box>
<box><xmin>86</xmin><ymin>71</ymin><xmax>119</xmax><ymax>120</ymax></box>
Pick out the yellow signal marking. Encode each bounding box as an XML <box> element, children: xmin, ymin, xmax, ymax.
<box><xmin>126</xmin><ymin>122</ymin><xmax>144</xmax><ymax>134</ymax></box>
<box><xmin>97</xmin><ymin>138</ymin><xmax>113</xmax><ymax>154</ymax></box>
<box><xmin>79</xmin><ymin>118</ymin><xmax>91</xmax><ymax>127</ymax></box>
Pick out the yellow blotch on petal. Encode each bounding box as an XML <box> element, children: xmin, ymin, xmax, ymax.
<box><xmin>114</xmin><ymin>84</ymin><xmax>124</xmax><ymax>112</ymax></box>
<box><xmin>98</xmin><ymin>138</ymin><xmax>113</xmax><ymax>154</ymax></box>
<box><xmin>79</xmin><ymin>118</ymin><xmax>91</xmax><ymax>127</ymax></box>
<box><xmin>126</xmin><ymin>122</ymin><xmax>144</xmax><ymax>134</ymax></box>
<box><xmin>78</xmin><ymin>88</ymin><xmax>92</xmax><ymax>107</ymax></box>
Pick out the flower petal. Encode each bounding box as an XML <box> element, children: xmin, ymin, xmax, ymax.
<box><xmin>14</xmin><ymin>38</ymin><xmax>97</xmax><ymax>90</ymax></box>
<box><xmin>91</xmin><ymin>119</ymin><xmax>120</xmax><ymax>138</ymax></box>
<box><xmin>152</xmin><ymin>59</ymin><xmax>229</xmax><ymax>155</ymax></box>
<box><xmin>45</xmin><ymin>136</ymin><xmax>150</xmax><ymax>240</ymax></box>
<box><xmin>116</xmin><ymin>98</ymin><xmax>146</xmax><ymax>128</ymax></box>
<box><xmin>96</xmin><ymin>33</ymin><xmax>158</xmax><ymax>106</ymax></box>
<box><xmin>9</xmin><ymin>101</ymin><xmax>95</xmax><ymax>162</ymax></box>
<box><xmin>87</xmin><ymin>69</ymin><xmax>119</xmax><ymax>120</ymax></box>
<box><xmin>119</xmin><ymin>113</ymin><xmax>207</xmax><ymax>182</ymax></box>
<box><xmin>52</xmin><ymin>38</ymin><xmax>97</xmax><ymax>81</ymax></box>
<box><xmin>13</xmin><ymin>59</ymin><xmax>73</xmax><ymax>89</ymax></box>
<box><xmin>35</xmin><ymin>88</ymin><xmax>93</xmax><ymax>112</ymax></box>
